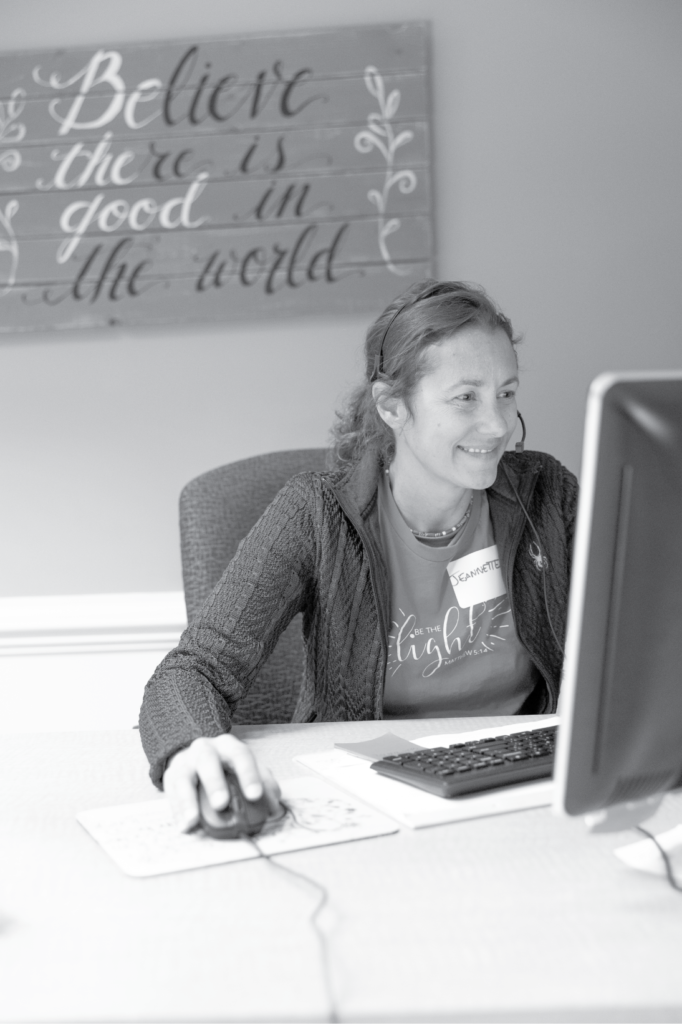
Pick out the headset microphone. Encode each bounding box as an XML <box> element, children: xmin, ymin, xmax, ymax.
<box><xmin>515</xmin><ymin>411</ymin><xmax>526</xmax><ymax>453</ymax></box>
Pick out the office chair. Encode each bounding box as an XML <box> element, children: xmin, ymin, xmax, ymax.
<box><xmin>179</xmin><ymin>448</ymin><xmax>329</xmax><ymax>725</ymax></box>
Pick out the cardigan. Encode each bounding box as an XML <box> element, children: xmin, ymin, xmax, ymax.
<box><xmin>139</xmin><ymin>448</ymin><xmax>578</xmax><ymax>787</ymax></box>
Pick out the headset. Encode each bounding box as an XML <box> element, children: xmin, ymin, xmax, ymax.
<box><xmin>370</xmin><ymin>282</ymin><xmax>448</xmax><ymax>382</ymax></box>
<box><xmin>505</xmin><ymin>412</ymin><xmax>564</xmax><ymax>658</ymax></box>
<box><xmin>515</xmin><ymin>411</ymin><xmax>527</xmax><ymax>453</ymax></box>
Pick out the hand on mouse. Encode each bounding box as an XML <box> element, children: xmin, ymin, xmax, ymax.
<box><xmin>162</xmin><ymin>733</ymin><xmax>281</xmax><ymax>833</ymax></box>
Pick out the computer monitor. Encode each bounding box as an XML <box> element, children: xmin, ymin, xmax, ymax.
<box><xmin>553</xmin><ymin>371</ymin><xmax>682</xmax><ymax>832</ymax></box>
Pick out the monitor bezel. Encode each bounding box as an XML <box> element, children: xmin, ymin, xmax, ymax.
<box><xmin>553</xmin><ymin>368</ymin><xmax>682</xmax><ymax>819</ymax></box>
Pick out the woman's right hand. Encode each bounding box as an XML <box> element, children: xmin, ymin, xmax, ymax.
<box><xmin>162</xmin><ymin>733</ymin><xmax>281</xmax><ymax>833</ymax></box>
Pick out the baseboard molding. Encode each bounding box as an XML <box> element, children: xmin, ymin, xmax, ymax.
<box><xmin>0</xmin><ymin>591</ymin><xmax>188</xmax><ymax>733</ymax></box>
<box><xmin>0</xmin><ymin>591</ymin><xmax>187</xmax><ymax>657</ymax></box>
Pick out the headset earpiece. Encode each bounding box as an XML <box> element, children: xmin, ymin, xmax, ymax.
<box><xmin>515</xmin><ymin>412</ymin><xmax>527</xmax><ymax>453</ymax></box>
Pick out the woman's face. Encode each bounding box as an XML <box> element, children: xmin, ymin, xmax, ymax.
<box><xmin>391</xmin><ymin>326</ymin><xmax>519</xmax><ymax>493</ymax></box>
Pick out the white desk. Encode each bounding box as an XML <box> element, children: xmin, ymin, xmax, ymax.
<box><xmin>2</xmin><ymin>719</ymin><xmax>682</xmax><ymax>1023</ymax></box>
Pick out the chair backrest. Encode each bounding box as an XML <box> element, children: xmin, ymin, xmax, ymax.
<box><xmin>179</xmin><ymin>448</ymin><xmax>329</xmax><ymax>724</ymax></box>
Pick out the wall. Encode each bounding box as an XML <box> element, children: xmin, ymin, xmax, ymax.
<box><xmin>2</xmin><ymin>0</ymin><xmax>681</xmax><ymax>597</ymax></box>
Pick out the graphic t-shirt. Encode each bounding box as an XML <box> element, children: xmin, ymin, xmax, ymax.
<box><xmin>379</xmin><ymin>474</ymin><xmax>536</xmax><ymax>718</ymax></box>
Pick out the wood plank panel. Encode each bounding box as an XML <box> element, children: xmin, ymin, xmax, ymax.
<box><xmin>6</xmin><ymin>260</ymin><xmax>433</xmax><ymax>330</ymax></box>
<box><xmin>0</xmin><ymin>23</ymin><xmax>427</xmax><ymax>99</ymax></box>
<box><xmin>1</xmin><ymin>74</ymin><xmax>428</xmax><ymax>144</ymax></box>
<box><xmin>1</xmin><ymin>123</ymin><xmax>430</xmax><ymax>194</ymax></box>
<box><xmin>0</xmin><ymin>24</ymin><xmax>433</xmax><ymax>331</ymax></box>
<box><xmin>7</xmin><ymin>216</ymin><xmax>433</xmax><ymax>284</ymax></box>
<box><xmin>5</xmin><ymin>170</ymin><xmax>431</xmax><ymax>238</ymax></box>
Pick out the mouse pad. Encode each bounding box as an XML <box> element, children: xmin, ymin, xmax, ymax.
<box><xmin>77</xmin><ymin>776</ymin><xmax>398</xmax><ymax>877</ymax></box>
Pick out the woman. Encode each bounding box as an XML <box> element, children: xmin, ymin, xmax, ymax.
<box><xmin>140</xmin><ymin>280</ymin><xmax>577</xmax><ymax>830</ymax></box>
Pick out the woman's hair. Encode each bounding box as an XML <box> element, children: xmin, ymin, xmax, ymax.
<box><xmin>330</xmin><ymin>279</ymin><xmax>519</xmax><ymax>469</ymax></box>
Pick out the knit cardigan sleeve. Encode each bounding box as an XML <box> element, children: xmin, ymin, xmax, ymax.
<box><xmin>533</xmin><ymin>454</ymin><xmax>579</xmax><ymax>689</ymax></box>
<box><xmin>139</xmin><ymin>473</ymin><xmax>320</xmax><ymax>788</ymax></box>
<box><xmin>552</xmin><ymin>457</ymin><xmax>579</xmax><ymax>597</ymax></box>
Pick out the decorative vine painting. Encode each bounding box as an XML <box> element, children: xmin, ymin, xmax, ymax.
<box><xmin>0</xmin><ymin>23</ymin><xmax>432</xmax><ymax>331</ymax></box>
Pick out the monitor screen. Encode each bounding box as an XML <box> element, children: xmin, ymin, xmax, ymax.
<box><xmin>553</xmin><ymin>371</ymin><xmax>682</xmax><ymax>826</ymax></box>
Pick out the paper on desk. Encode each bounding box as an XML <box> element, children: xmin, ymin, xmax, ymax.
<box><xmin>415</xmin><ymin>715</ymin><xmax>560</xmax><ymax>749</ymax></box>
<box><xmin>77</xmin><ymin>776</ymin><xmax>398</xmax><ymax>877</ymax></box>
<box><xmin>294</xmin><ymin>719</ymin><xmax>558</xmax><ymax>830</ymax></box>
<box><xmin>334</xmin><ymin>731</ymin><xmax>423</xmax><ymax>761</ymax></box>
<box><xmin>614</xmin><ymin>825</ymin><xmax>682</xmax><ymax>878</ymax></box>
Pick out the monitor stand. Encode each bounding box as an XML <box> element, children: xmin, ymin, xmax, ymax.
<box><xmin>584</xmin><ymin>792</ymin><xmax>664</xmax><ymax>833</ymax></box>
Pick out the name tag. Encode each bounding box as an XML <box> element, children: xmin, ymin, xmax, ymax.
<box><xmin>447</xmin><ymin>544</ymin><xmax>506</xmax><ymax>608</ymax></box>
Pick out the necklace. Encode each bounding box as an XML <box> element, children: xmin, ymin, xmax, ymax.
<box><xmin>382</xmin><ymin>469</ymin><xmax>475</xmax><ymax>540</ymax></box>
<box><xmin>410</xmin><ymin>494</ymin><xmax>475</xmax><ymax>540</ymax></box>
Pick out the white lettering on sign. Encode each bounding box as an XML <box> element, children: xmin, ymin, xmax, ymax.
<box><xmin>34</xmin><ymin>53</ymin><xmax>162</xmax><ymax>136</ymax></box>
<box><xmin>34</xmin><ymin>50</ymin><xmax>127</xmax><ymax>136</ymax></box>
<box><xmin>56</xmin><ymin>173</ymin><xmax>209</xmax><ymax>262</ymax></box>
<box><xmin>124</xmin><ymin>79</ymin><xmax>163</xmax><ymax>130</ymax></box>
<box><xmin>39</xmin><ymin>133</ymin><xmax>137</xmax><ymax>191</ymax></box>
<box><xmin>447</xmin><ymin>544</ymin><xmax>507</xmax><ymax>608</ymax></box>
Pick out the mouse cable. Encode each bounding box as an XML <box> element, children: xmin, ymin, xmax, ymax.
<box><xmin>634</xmin><ymin>825</ymin><xmax>682</xmax><ymax>895</ymax></box>
<box><xmin>245</xmin><ymin>828</ymin><xmax>340</xmax><ymax>1024</ymax></box>
<box><xmin>500</xmin><ymin>462</ymin><xmax>565</xmax><ymax>659</ymax></box>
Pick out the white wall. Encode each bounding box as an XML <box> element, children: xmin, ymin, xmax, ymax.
<box><xmin>0</xmin><ymin>591</ymin><xmax>186</xmax><ymax>731</ymax></box>
<box><xmin>2</xmin><ymin>0</ymin><xmax>681</xmax><ymax>597</ymax></box>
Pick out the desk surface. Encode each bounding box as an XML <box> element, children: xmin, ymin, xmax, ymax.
<box><xmin>2</xmin><ymin>718</ymin><xmax>682</xmax><ymax>1023</ymax></box>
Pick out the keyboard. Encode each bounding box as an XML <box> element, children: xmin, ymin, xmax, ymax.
<box><xmin>370</xmin><ymin>725</ymin><xmax>557</xmax><ymax>798</ymax></box>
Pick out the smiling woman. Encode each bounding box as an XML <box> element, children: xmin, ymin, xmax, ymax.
<box><xmin>376</xmin><ymin>324</ymin><xmax>520</xmax><ymax>523</ymax></box>
<box><xmin>139</xmin><ymin>280</ymin><xmax>578</xmax><ymax>832</ymax></box>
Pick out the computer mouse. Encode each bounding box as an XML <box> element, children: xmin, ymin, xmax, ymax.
<box><xmin>197</xmin><ymin>765</ymin><xmax>274</xmax><ymax>840</ymax></box>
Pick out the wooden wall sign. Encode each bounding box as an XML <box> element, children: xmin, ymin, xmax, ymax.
<box><xmin>0</xmin><ymin>23</ymin><xmax>432</xmax><ymax>331</ymax></box>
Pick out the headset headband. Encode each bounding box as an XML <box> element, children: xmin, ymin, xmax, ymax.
<box><xmin>369</xmin><ymin>283</ymin><xmax>446</xmax><ymax>383</ymax></box>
